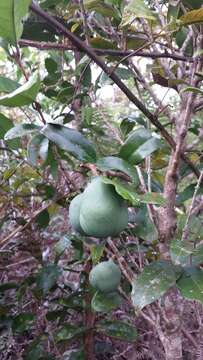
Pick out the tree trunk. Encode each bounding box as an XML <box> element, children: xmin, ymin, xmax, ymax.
<box><xmin>157</xmin><ymin>289</ymin><xmax>183</xmax><ymax>360</ymax></box>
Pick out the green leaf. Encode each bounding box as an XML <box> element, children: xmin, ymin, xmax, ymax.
<box><xmin>36</xmin><ymin>264</ymin><xmax>61</xmax><ymax>294</ymax></box>
<box><xmin>170</xmin><ymin>239</ymin><xmax>203</xmax><ymax>266</ymax></box>
<box><xmin>23</xmin><ymin>339</ymin><xmax>44</xmax><ymax>360</ymax></box>
<box><xmin>102</xmin><ymin>177</ymin><xmax>140</xmax><ymax>206</ymax></box>
<box><xmin>4</xmin><ymin>123</ymin><xmax>39</xmax><ymax>140</ymax></box>
<box><xmin>181</xmin><ymin>86</ymin><xmax>203</xmax><ymax>96</ymax></box>
<box><xmin>96</xmin><ymin>156</ymin><xmax>139</xmax><ymax>184</ymax></box>
<box><xmin>84</xmin><ymin>0</ymin><xmax>119</xmax><ymax>18</ymax></box>
<box><xmin>45</xmin><ymin>58</ymin><xmax>58</xmax><ymax>73</ymax></box>
<box><xmin>180</xmin><ymin>8</ymin><xmax>203</xmax><ymax>25</ymax></box>
<box><xmin>131</xmin><ymin>260</ymin><xmax>181</xmax><ymax>311</ymax></box>
<box><xmin>0</xmin><ymin>113</ymin><xmax>13</xmax><ymax>138</ymax></box>
<box><xmin>0</xmin><ymin>0</ymin><xmax>31</xmax><ymax>45</ymax></box>
<box><xmin>35</xmin><ymin>209</ymin><xmax>50</xmax><ymax>228</ymax></box>
<box><xmin>90</xmin><ymin>243</ymin><xmax>105</xmax><ymax>264</ymax></box>
<box><xmin>54</xmin><ymin>235</ymin><xmax>71</xmax><ymax>261</ymax></box>
<box><xmin>120</xmin><ymin>0</ymin><xmax>155</xmax><ymax>27</ymax></box>
<box><xmin>170</xmin><ymin>239</ymin><xmax>194</xmax><ymax>266</ymax></box>
<box><xmin>177</xmin><ymin>267</ymin><xmax>203</xmax><ymax>304</ymax></box>
<box><xmin>119</xmin><ymin>127</ymin><xmax>162</xmax><ymax>165</ymax></box>
<box><xmin>176</xmin><ymin>183</ymin><xmax>203</xmax><ymax>204</ymax></box>
<box><xmin>27</xmin><ymin>134</ymin><xmax>49</xmax><ymax>166</ymax></box>
<box><xmin>138</xmin><ymin>192</ymin><xmax>166</xmax><ymax>206</ymax></box>
<box><xmin>91</xmin><ymin>291</ymin><xmax>122</xmax><ymax>312</ymax></box>
<box><xmin>12</xmin><ymin>313</ymin><xmax>35</xmax><ymax>333</ymax></box>
<box><xmin>0</xmin><ymin>72</ymin><xmax>41</xmax><ymax>107</ymax></box>
<box><xmin>54</xmin><ymin>324</ymin><xmax>86</xmax><ymax>342</ymax></box>
<box><xmin>96</xmin><ymin>320</ymin><xmax>138</xmax><ymax>342</ymax></box>
<box><xmin>0</xmin><ymin>76</ymin><xmax>19</xmax><ymax>93</ymax></box>
<box><xmin>41</xmin><ymin>123</ymin><xmax>97</xmax><ymax>162</ymax></box>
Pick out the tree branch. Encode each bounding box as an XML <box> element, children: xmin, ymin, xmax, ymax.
<box><xmin>29</xmin><ymin>2</ymin><xmax>200</xmax><ymax>178</ymax></box>
<box><xmin>18</xmin><ymin>39</ymin><xmax>195</xmax><ymax>62</ymax></box>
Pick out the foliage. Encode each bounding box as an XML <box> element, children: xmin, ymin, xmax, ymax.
<box><xmin>0</xmin><ymin>0</ymin><xmax>203</xmax><ymax>358</ymax></box>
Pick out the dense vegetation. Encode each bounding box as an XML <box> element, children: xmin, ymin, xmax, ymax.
<box><xmin>0</xmin><ymin>0</ymin><xmax>203</xmax><ymax>359</ymax></box>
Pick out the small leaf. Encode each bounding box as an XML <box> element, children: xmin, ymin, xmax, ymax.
<box><xmin>97</xmin><ymin>156</ymin><xmax>139</xmax><ymax>184</ymax></box>
<box><xmin>180</xmin><ymin>8</ymin><xmax>203</xmax><ymax>25</ymax></box>
<box><xmin>177</xmin><ymin>267</ymin><xmax>203</xmax><ymax>304</ymax></box>
<box><xmin>36</xmin><ymin>264</ymin><xmax>61</xmax><ymax>294</ymax></box>
<box><xmin>96</xmin><ymin>320</ymin><xmax>138</xmax><ymax>342</ymax></box>
<box><xmin>131</xmin><ymin>260</ymin><xmax>181</xmax><ymax>311</ymax></box>
<box><xmin>35</xmin><ymin>209</ymin><xmax>50</xmax><ymax>228</ymax></box>
<box><xmin>91</xmin><ymin>291</ymin><xmax>122</xmax><ymax>312</ymax></box>
<box><xmin>0</xmin><ymin>72</ymin><xmax>41</xmax><ymax>107</ymax></box>
<box><xmin>54</xmin><ymin>235</ymin><xmax>71</xmax><ymax>260</ymax></box>
<box><xmin>0</xmin><ymin>76</ymin><xmax>19</xmax><ymax>93</ymax></box>
<box><xmin>120</xmin><ymin>0</ymin><xmax>155</xmax><ymax>27</ymax></box>
<box><xmin>27</xmin><ymin>134</ymin><xmax>49</xmax><ymax>166</ymax></box>
<box><xmin>0</xmin><ymin>0</ymin><xmax>31</xmax><ymax>45</ymax></box>
<box><xmin>4</xmin><ymin>123</ymin><xmax>39</xmax><ymax>140</ymax></box>
<box><xmin>90</xmin><ymin>243</ymin><xmax>105</xmax><ymax>264</ymax></box>
<box><xmin>41</xmin><ymin>123</ymin><xmax>96</xmax><ymax>162</ymax></box>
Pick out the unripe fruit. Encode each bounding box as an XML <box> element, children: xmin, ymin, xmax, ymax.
<box><xmin>80</xmin><ymin>177</ymin><xmax>128</xmax><ymax>238</ymax></box>
<box><xmin>89</xmin><ymin>260</ymin><xmax>121</xmax><ymax>293</ymax></box>
<box><xmin>69</xmin><ymin>194</ymin><xmax>86</xmax><ymax>235</ymax></box>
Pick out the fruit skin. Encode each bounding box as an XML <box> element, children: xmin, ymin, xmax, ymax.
<box><xmin>80</xmin><ymin>177</ymin><xmax>128</xmax><ymax>238</ymax></box>
<box><xmin>89</xmin><ymin>260</ymin><xmax>121</xmax><ymax>293</ymax></box>
<box><xmin>69</xmin><ymin>194</ymin><xmax>86</xmax><ymax>235</ymax></box>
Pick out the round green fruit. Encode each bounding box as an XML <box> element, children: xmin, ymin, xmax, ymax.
<box><xmin>80</xmin><ymin>177</ymin><xmax>128</xmax><ymax>238</ymax></box>
<box><xmin>89</xmin><ymin>260</ymin><xmax>121</xmax><ymax>293</ymax></box>
<box><xmin>69</xmin><ymin>194</ymin><xmax>86</xmax><ymax>235</ymax></box>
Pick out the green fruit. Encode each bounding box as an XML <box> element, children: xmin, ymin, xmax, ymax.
<box><xmin>80</xmin><ymin>177</ymin><xmax>128</xmax><ymax>238</ymax></box>
<box><xmin>69</xmin><ymin>194</ymin><xmax>86</xmax><ymax>235</ymax></box>
<box><xmin>89</xmin><ymin>260</ymin><xmax>121</xmax><ymax>293</ymax></box>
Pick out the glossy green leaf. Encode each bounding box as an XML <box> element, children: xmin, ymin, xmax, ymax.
<box><xmin>96</xmin><ymin>320</ymin><xmax>138</xmax><ymax>342</ymax></box>
<box><xmin>91</xmin><ymin>291</ymin><xmax>122</xmax><ymax>312</ymax></box>
<box><xmin>36</xmin><ymin>264</ymin><xmax>61</xmax><ymax>294</ymax></box>
<box><xmin>180</xmin><ymin>8</ymin><xmax>203</xmax><ymax>25</ymax></box>
<box><xmin>0</xmin><ymin>76</ymin><xmax>19</xmax><ymax>93</ymax></box>
<box><xmin>0</xmin><ymin>0</ymin><xmax>31</xmax><ymax>45</ymax></box>
<box><xmin>121</xmin><ymin>0</ymin><xmax>155</xmax><ymax>27</ymax></box>
<box><xmin>0</xmin><ymin>72</ymin><xmax>41</xmax><ymax>107</ymax></box>
<box><xmin>41</xmin><ymin>123</ymin><xmax>97</xmax><ymax>162</ymax></box>
<box><xmin>97</xmin><ymin>156</ymin><xmax>139</xmax><ymax>184</ymax></box>
<box><xmin>102</xmin><ymin>177</ymin><xmax>140</xmax><ymax>206</ymax></box>
<box><xmin>119</xmin><ymin>127</ymin><xmax>161</xmax><ymax>164</ymax></box>
<box><xmin>0</xmin><ymin>113</ymin><xmax>13</xmax><ymax>138</ymax></box>
<box><xmin>4</xmin><ymin>123</ymin><xmax>39</xmax><ymax>140</ymax></box>
<box><xmin>54</xmin><ymin>324</ymin><xmax>86</xmax><ymax>342</ymax></box>
<box><xmin>27</xmin><ymin>134</ymin><xmax>49</xmax><ymax>166</ymax></box>
<box><xmin>177</xmin><ymin>267</ymin><xmax>203</xmax><ymax>303</ymax></box>
<box><xmin>131</xmin><ymin>260</ymin><xmax>181</xmax><ymax>311</ymax></box>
